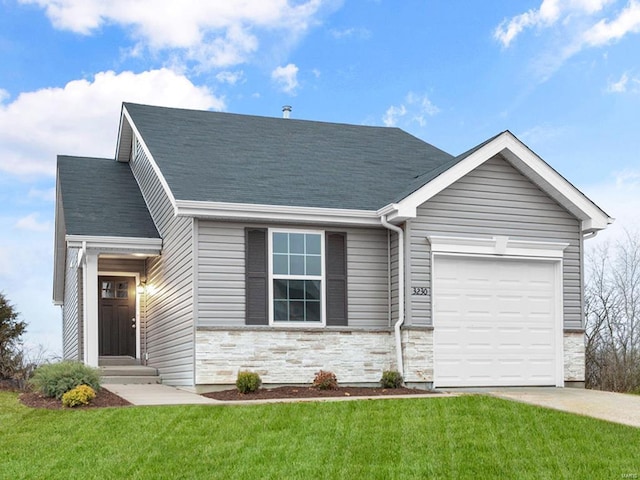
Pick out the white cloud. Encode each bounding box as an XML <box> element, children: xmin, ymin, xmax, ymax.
<box><xmin>15</xmin><ymin>213</ymin><xmax>51</xmax><ymax>232</ymax></box>
<box><xmin>215</xmin><ymin>70</ymin><xmax>245</xmax><ymax>85</ymax></box>
<box><xmin>383</xmin><ymin>92</ymin><xmax>439</xmax><ymax>128</ymax></box>
<box><xmin>494</xmin><ymin>0</ymin><xmax>613</xmax><ymax>47</ymax></box>
<box><xmin>272</xmin><ymin>63</ymin><xmax>299</xmax><ymax>94</ymax></box>
<box><xmin>21</xmin><ymin>0</ymin><xmax>331</xmax><ymax>69</ymax></box>
<box><xmin>607</xmin><ymin>72</ymin><xmax>630</xmax><ymax>91</ymax></box>
<box><xmin>0</xmin><ymin>68</ymin><xmax>223</xmax><ymax>177</ymax></box>
<box><xmin>382</xmin><ymin>104</ymin><xmax>407</xmax><ymax>127</ymax></box>
<box><xmin>583</xmin><ymin>0</ymin><xmax>640</xmax><ymax>46</ymax></box>
<box><xmin>329</xmin><ymin>27</ymin><xmax>371</xmax><ymax>39</ymax></box>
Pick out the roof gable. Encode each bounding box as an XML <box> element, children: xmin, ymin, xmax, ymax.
<box><xmin>57</xmin><ymin>155</ymin><xmax>160</xmax><ymax>238</ymax></box>
<box><xmin>381</xmin><ymin>131</ymin><xmax>613</xmax><ymax>232</ymax></box>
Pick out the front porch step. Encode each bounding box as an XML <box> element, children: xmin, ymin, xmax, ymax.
<box><xmin>99</xmin><ymin>356</ymin><xmax>140</xmax><ymax>366</ymax></box>
<box><xmin>100</xmin><ymin>365</ymin><xmax>161</xmax><ymax>385</ymax></box>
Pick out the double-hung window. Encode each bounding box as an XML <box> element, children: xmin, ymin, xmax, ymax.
<box><xmin>270</xmin><ymin>230</ymin><xmax>325</xmax><ymax>324</ymax></box>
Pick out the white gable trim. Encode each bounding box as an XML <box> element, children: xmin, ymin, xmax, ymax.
<box><xmin>379</xmin><ymin>131</ymin><xmax>613</xmax><ymax>232</ymax></box>
<box><xmin>119</xmin><ymin>106</ymin><xmax>179</xmax><ymax>216</ymax></box>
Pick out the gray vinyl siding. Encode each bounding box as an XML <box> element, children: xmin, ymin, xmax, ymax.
<box><xmin>196</xmin><ymin>221</ymin><xmax>390</xmax><ymax>328</ymax></box>
<box><xmin>410</xmin><ymin>155</ymin><xmax>582</xmax><ymax>329</ymax></box>
<box><xmin>129</xmin><ymin>139</ymin><xmax>194</xmax><ymax>386</ymax></box>
<box><xmin>62</xmin><ymin>247</ymin><xmax>80</xmax><ymax>360</ymax></box>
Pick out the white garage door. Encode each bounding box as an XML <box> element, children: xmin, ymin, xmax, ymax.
<box><xmin>433</xmin><ymin>255</ymin><xmax>559</xmax><ymax>387</ymax></box>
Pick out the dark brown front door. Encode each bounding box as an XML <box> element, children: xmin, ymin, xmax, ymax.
<box><xmin>98</xmin><ymin>276</ymin><xmax>136</xmax><ymax>357</ymax></box>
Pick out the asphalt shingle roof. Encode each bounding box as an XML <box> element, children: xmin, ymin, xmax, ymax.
<box><xmin>57</xmin><ymin>155</ymin><xmax>160</xmax><ymax>238</ymax></box>
<box><xmin>124</xmin><ymin>103</ymin><xmax>456</xmax><ymax>210</ymax></box>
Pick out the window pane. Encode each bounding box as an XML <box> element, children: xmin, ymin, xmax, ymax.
<box><xmin>306</xmin><ymin>255</ymin><xmax>321</xmax><ymax>276</ymax></box>
<box><xmin>290</xmin><ymin>301</ymin><xmax>305</xmax><ymax>321</ymax></box>
<box><xmin>274</xmin><ymin>300</ymin><xmax>288</xmax><ymax>321</ymax></box>
<box><xmin>273</xmin><ymin>233</ymin><xmax>288</xmax><ymax>253</ymax></box>
<box><xmin>306</xmin><ymin>301</ymin><xmax>321</xmax><ymax>322</ymax></box>
<box><xmin>290</xmin><ymin>233</ymin><xmax>305</xmax><ymax>254</ymax></box>
<box><xmin>273</xmin><ymin>254</ymin><xmax>288</xmax><ymax>275</ymax></box>
<box><xmin>289</xmin><ymin>255</ymin><xmax>304</xmax><ymax>275</ymax></box>
<box><xmin>306</xmin><ymin>234</ymin><xmax>321</xmax><ymax>255</ymax></box>
<box><xmin>273</xmin><ymin>279</ymin><xmax>288</xmax><ymax>300</ymax></box>
<box><xmin>289</xmin><ymin>280</ymin><xmax>305</xmax><ymax>299</ymax></box>
<box><xmin>306</xmin><ymin>280</ymin><xmax>321</xmax><ymax>300</ymax></box>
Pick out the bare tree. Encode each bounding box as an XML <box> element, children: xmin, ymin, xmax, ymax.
<box><xmin>585</xmin><ymin>231</ymin><xmax>640</xmax><ymax>392</ymax></box>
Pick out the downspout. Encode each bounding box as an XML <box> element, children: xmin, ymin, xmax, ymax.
<box><xmin>583</xmin><ymin>231</ymin><xmax>598</xmax><ymax>240</ymax></box>
<box><xmin>380</xmin><ymin>215</ymin><xmax>405</xmax><ymax>378</ymax></box>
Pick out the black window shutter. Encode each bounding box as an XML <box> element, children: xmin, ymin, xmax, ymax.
<box><xmin>325</xmin><ymin>232</ymin><xmax>348</xmax><ymax>326</ymax></box>
<box><xmin>245</xmin><ymin>228</ymin><xmax>268</xmax><ymax>325</ymax></box>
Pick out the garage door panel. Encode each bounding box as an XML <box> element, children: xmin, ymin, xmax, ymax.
<box><xmin>434</xmin><ymin>256</ymin><xmax>559</xmax><ymax>387</ymax></box>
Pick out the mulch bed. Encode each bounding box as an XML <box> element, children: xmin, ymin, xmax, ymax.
<box><xmin>203</xmin><ymin>385</ymin><xmax>435</xmax><ymax>401</ymax></box>
<box><xmin>18</xmin><ymin>389</ymin><xmax>132</xmax><ymax>410</ymax></box>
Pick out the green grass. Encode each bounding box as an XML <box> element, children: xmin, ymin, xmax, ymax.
<box><xmin>1</xmin><ymin>392</ymin><xmax>639</xmax><ymax>479</ymax></box>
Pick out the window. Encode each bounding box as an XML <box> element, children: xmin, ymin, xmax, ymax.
<box><xmin>101</xmin><ymin>280</ymin><xmax>128</xmax><ymax>299</ymax></box>
<box><xmin>245</xmin><ymin>228</ymin><xmax>347</xmax><ymax>327</ymax></box>
<box><xmin>270</xmin><ymin>231</ymin><xmax>324</xmax><ymax>324</ymax></box>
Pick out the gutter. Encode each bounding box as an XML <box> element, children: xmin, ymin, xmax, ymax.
<box><xmin>380</xmin><ymin>215</ymin><xmax>405</xmax><ymax>379</ymax></box>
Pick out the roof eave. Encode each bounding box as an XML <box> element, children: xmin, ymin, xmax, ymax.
<box><xmin>175</xmin><ymin>200</ymin><xmax>381</xmax><ymax>226</ymax></box>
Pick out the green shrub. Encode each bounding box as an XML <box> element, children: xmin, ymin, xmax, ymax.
<box><xmin>380</xmin><ymin>370</ymin><xmax>403</xmax><ymax>389</ymax></box>
<box><xmin>61</xmin><ymin>384</ymin><xmax>96</xmax><ymax>408</ymax></box>
<box><xmin>30</xmin><ymin>361</ymin><xmax>100</xmax><ymax>399</ymax></box>
<box><xmin>236</xmin><ymin>371</ymin><xmax>262</xmax><ymax>394</ymax></box>
<box><xmin>312</xmin><ymin>370</ymin><xmax>338</xmax><ymax>390</ymax></box>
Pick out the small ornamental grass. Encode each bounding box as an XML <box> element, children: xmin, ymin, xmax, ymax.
<box><xmin>236</xmin><ymin>371</ymin><xmax>262</xmax><ymax>394</ymax></box>
<box><xmin>380</xmin><ymin>370</ymin><xmax>403</xmax><ymax>389</ymax></box>
<box><xmin>61</xmin><ymin>384</ymin><xmax>96</xmax><ymax>408</ymax></box>
<box><xmin>312</xmin><ymin>370</ymin><xmax>338</xmax><ymax>390</ymax></box>
<box><xmin>30</xmin><ymin>361</ymin><xmax>101</xmax><ymax>399</ymax></box>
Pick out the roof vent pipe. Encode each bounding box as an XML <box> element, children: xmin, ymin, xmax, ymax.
<box><xmin>282</xmin><ymin>105</ymin><xmax>292</xmax><ymax>119</ymax></box>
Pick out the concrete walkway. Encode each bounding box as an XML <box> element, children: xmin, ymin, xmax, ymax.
<box><xmin>104</xmin><ymin>384</ymin><xmax>455</xmax><ymax>406</ymax></box>
<box><xmin>481</xmin><ymin>387</ymin><xmax>640</xmax><ymax>428</ymax></box>
<box><xmin>104</xmin><ymin>384</ymin><xmax>218</xmax><ymax>406</ymax></box>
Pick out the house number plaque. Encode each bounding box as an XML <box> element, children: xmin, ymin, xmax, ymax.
<box><xmin>411</xmin><ymin>287</ymin><xmax>430</xmax><ymax>296</ymax></box>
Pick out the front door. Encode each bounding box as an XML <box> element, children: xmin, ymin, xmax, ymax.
<box><xmin>98</xmin><ymin>276</ymin><xmax>136</xmax><ymax>357</ymax></box>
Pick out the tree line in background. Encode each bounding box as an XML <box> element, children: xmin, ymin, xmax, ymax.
<box><xmin>585</xmin><ymin>231</ymin><xmax>640</xmax><ymax>393</ymax></box>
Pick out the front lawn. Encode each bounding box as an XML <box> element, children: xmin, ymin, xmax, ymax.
<box><xmin>1</xmin><ymin>391</ymin><xmax>638</xmax><ymax>479</ymax></box>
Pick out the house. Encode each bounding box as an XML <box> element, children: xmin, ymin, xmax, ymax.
<box><xmin>53</xmin><ymin>102</ymin><xmax>612</xmax><ymax>390</ymax></box>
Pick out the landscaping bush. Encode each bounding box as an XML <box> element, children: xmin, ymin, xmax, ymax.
<box><xmin>236</xmin><ymin>371</ymin><xmax>262</xmax><ymax>393</ymax></box>
<box><xmin>30</xmin><ymin>361</ymin><xmax>100</xmax><ymax>399</ymax></box>
<box><xmin>380</xmin><ymin>370</ymin><xmax>404</xmax><ymax>389</ymax></box>
<box><xmin>61</xmin><ymin>384</ymin><xmax>96</xmax><ymax>408</ymax></box>
<box><xmin>312</xmin><ymin>370</ymin><xmax>338</xmax><ymax>390</ymax></box>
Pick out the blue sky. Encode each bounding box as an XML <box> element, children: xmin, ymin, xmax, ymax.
<box><xmin>1</xmin><ymin>0</ymin><xmax>639</xmax><ymax>355</ymax></box>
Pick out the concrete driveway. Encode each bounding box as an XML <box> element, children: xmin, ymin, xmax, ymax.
<box><xmin>479</xmin><ymin>387</ymin><xmax>640</xmax><ymax>428</ymax></box>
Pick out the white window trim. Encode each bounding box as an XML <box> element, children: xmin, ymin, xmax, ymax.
<box><xmin>268</xmin><ymin>228</ymin><xmax>326</xmax><ymax>327</ymax></box>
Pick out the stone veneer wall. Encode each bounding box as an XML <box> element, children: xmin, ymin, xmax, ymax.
<box><xmin>402</xmin><ymin>328</ymin><xmax>433</xmax><ymax>384</ymax></box>
<box><xmin>564</xmin><ymin>331</ymin><xmax>585</xmax><ymax>382</ymax></box>
<box><xmin>195</xmin><ymin>327</ymin><xmax>435</xmax><ymax>386</ymax></box>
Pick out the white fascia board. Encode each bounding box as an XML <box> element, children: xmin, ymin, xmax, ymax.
<box><xmin>428</xmin><ymin>235</ymin><xmax>569</xmax><ymax>258</ymax></box>
<box><xmin>174</xmin><ymin>200</ymin><xmax>381</xmax><ymax>226</ymax></box>
<box><xmin>66</xmin><ymin>235</ymin><xmax>162</xmax><ymax>254</ymax></box>
<box><xmin>120</xmin><ymin>105</ymin><xmax>178</xmax><ymax>214</ymax></box>
<box><xmin>386</xmin><ymin>131</ymin><xmax>612</xmax><ymax>232</ymax></box>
